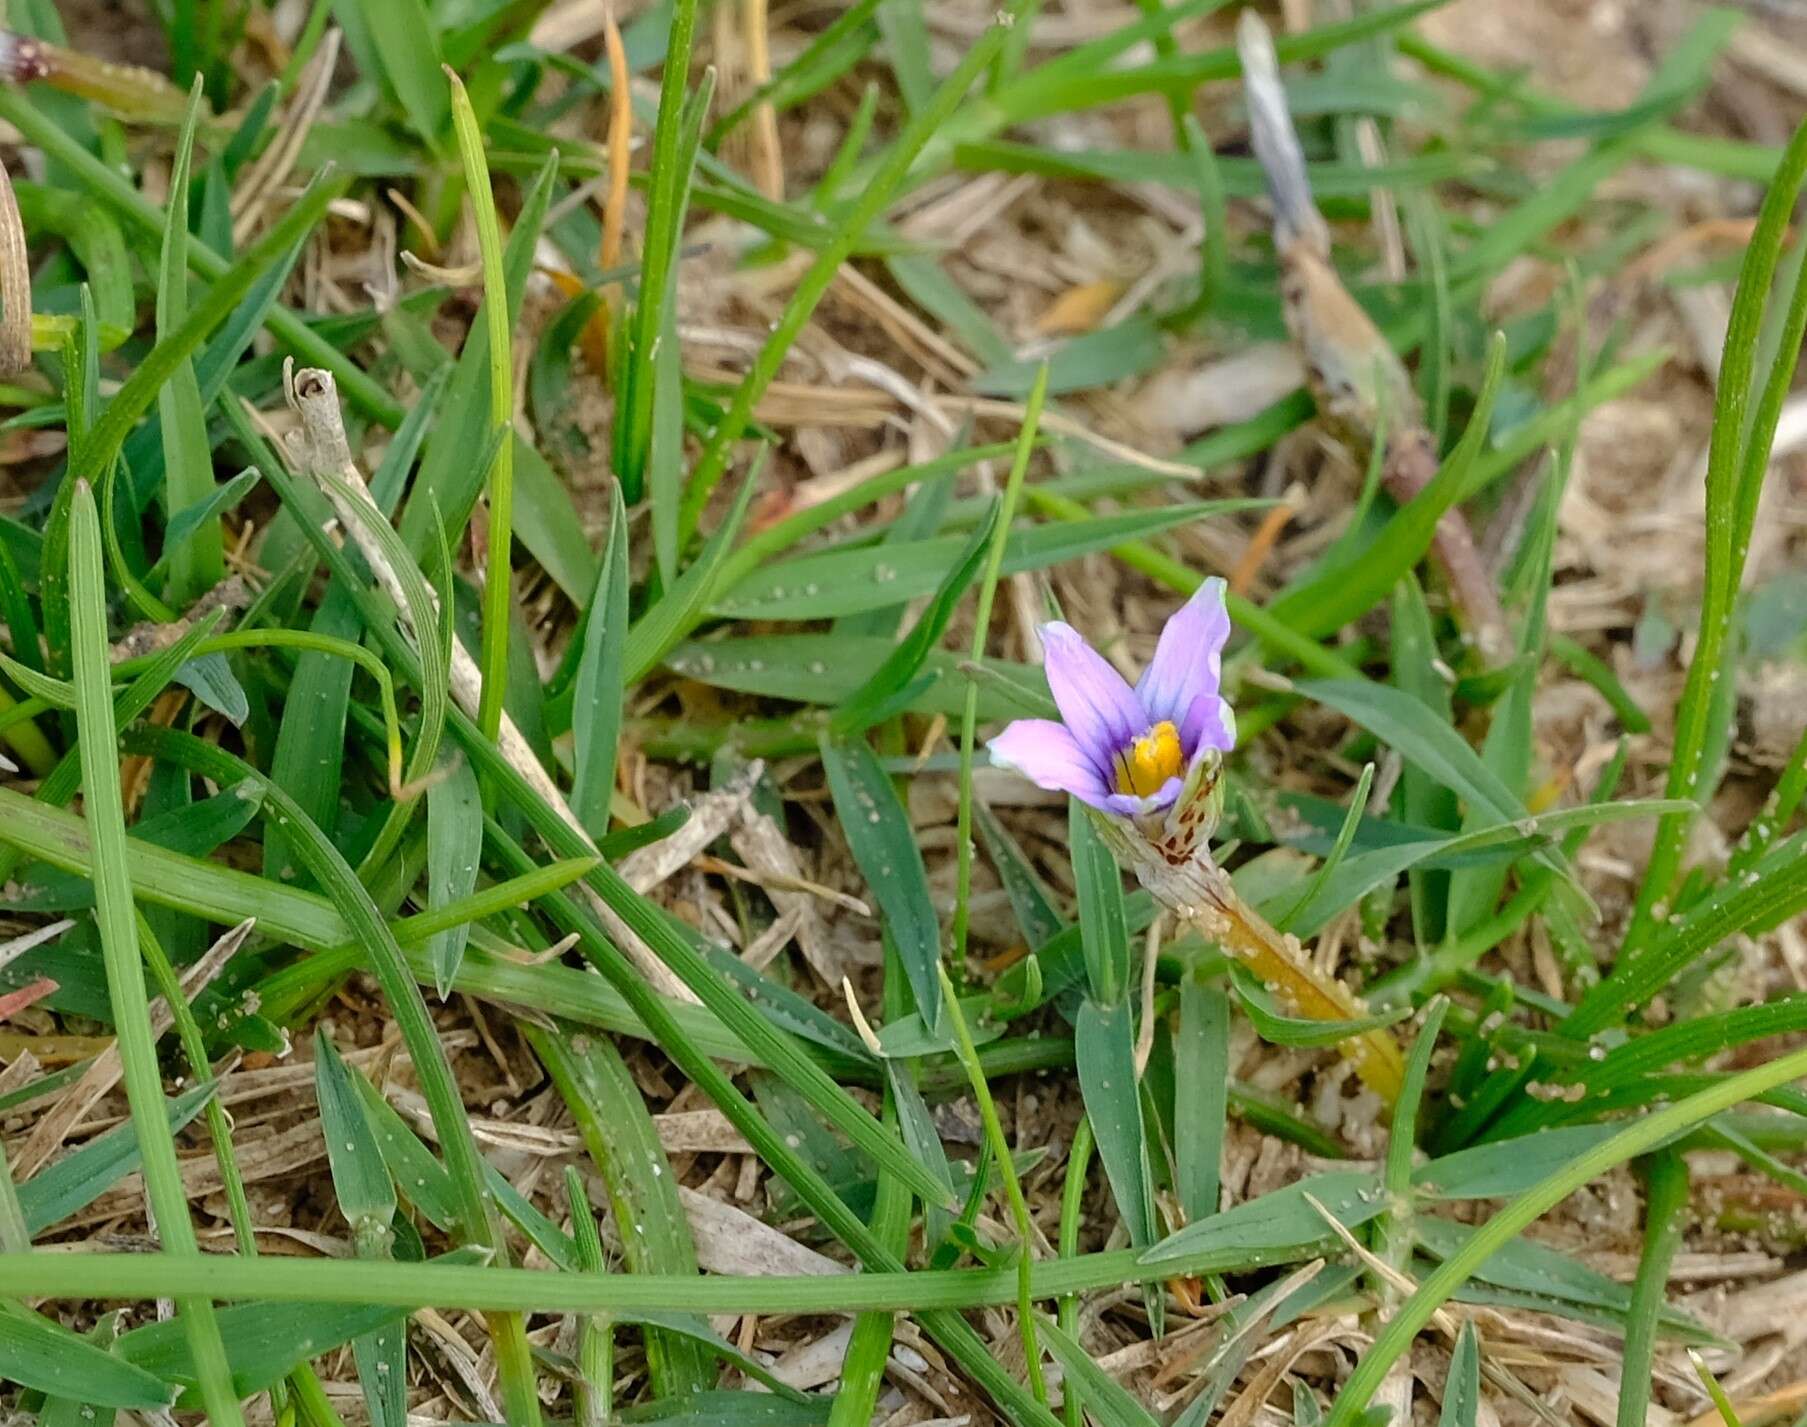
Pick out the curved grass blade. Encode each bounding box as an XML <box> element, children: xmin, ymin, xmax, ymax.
<box><xmin>0</xmin><ymin>1303</ymin><xmax>175</xmax><ymax>1409</ymax></box>
<box><xmin>156</xmin><ymin>80</ymin><xmax>222</xmax><ymax>603</ymax></box>
<box><xmin>1623</xmin><ymin>116</ymin><xmax>1807</xmax><ymax>960</ymax></box>
<box><xmin>425</xmin><ymin>757</ymin><xmax>482</xmax><ymax>996</ymax></box>
<box><xmin>571</xmin><ymin>483</ymin><xmax>629</xmax><ymax>839</ymax></box>
<box><xmin>531</xmin><ymin>1022</ymin><xmax>712</xmax><ymax>1397</ymax></box>
<box><xmin>315</xmin><ymin>1032</ymin><xmax>406</xmax><ymax>1427</ymax></box>
<box><xmin>820</xmin><ymin>734</ymin><xmax>941</xmax><ymax>1030</ymax></box>
<box><xmin>66</xmin><ymin>481</ymin><xmax>245</xmax><ymax>1427</ymax></box>
<box><xmin>122</xmin><ymin>725</ymin><xmax>542</xmax><ymax>1424</ymax></box>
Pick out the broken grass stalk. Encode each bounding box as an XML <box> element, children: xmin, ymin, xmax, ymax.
<box><xmin>1237</xmin><ymin>10</ymin><xmax>1508</xmax><ymax>662</ymax></box>
<box><xmin>283</xmin><ymin>365</ymin><xmax>701</xmax><ymax>1006</ymax></box>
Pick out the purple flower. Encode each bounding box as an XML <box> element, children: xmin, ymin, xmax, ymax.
<box><xmin>989</xmin><ymin>577</ymin><xmax>1236</xmax><ymax>818</ymax></box>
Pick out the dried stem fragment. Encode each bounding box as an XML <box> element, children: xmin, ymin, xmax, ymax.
<box><xmin>1238</xmin><ymin>12</ymin><xmax>1509</xmax><ymax>661</ymax></box>
<box><xmin>284</xmin><ymin>364</ymin><xmax>703</xmax><ymax>1005</ymax></box>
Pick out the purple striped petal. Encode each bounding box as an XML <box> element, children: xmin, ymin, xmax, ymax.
<box><xmin>1137</xmin><ymin>577</ymin><xmax>1232</xmax><ymax>755</ymax></box>
<box><xmin>1039</xmin><ymin>622</ymin><xmax>1146</xmax><ymax>771</ymax></box>
<box><xmin>988</xmin><ymin>719</ymin><xmax>1113</xmax><ymax>810</ymax></box>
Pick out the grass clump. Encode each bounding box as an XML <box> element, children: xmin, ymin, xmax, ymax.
<box><xmin>0</xmin><ymin>3</ymin><xmax>1803</xmax><ymax>1425</ymax></box>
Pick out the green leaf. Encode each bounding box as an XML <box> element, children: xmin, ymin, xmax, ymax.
<box><xmin>425</xmin><ymin>757</ymin><xmax>483</xmax><ymax>996</ymax></box>
<box><xmin>1439</xmin><ymin>1322</ymin><xmax>1480</xmax><ymax>1427</ymax></box>
<box><xmin>1072</xmin><ymin>806</ymin><xmax>1130</xmax><ymax>1007</ymax></box>
<box><xmin>150</xmin><ymin>468</ymin><xmax>261</xmax><ymax>585</ymax></box>
<box><xmin>1272</xmin><ymin>800</ymin><xmax>1687</xmax><ymax>940</ymax></box>
<box><xmin>1076</xmin><ymin>998</ymin><xmax>1157</xmax><ymax>1252</ymax></box>
<box><xmin>0</xmin><ymin>1302</ymin><xmax>174</xmax><ymax>1409</ymax></box>
<box><xmin>312</xmin><ymin>1040</ymin><xmax>393</xmax><ymax>1228</ymax></box>
<box><xmin>512</xmin><ymin>435</ymin><xmax>600</xmax><ymax>603</ymax></box>
<box><xmin>532</xmin><ymin>1023</ymin><xmax>713</xmax><ymax>1398</ymax></box>
<box><xmin>830</xmin><ymin>499</ymin><xmax>998</xmax><ymax>736</ymax></box>
<box><xmin>1390</xmin><ymin>572</ymin><xmax>1459</xmax><ymax>943</ymax></box>
<box><xmin>821</xmin><ymin>736</ymin><xmax>942</xmax><ymax>1030</ymax></box>
<box><xmin>264</xmin><ymin>603</ymin><xmax>367</xmax><ymax>886</ymax></box>
<box><xmin>157</xmin><ymin>82</ymin><xmax>223</xmax><ymax>604</ymax></box>
<box><xmin>1413</xmin><ymin>1124</ymin><xmax>1622</xmax><ymax>1200</ymax></box>
<box><xmin>37</xmin><ymin>1311</ymin><xmax>125</xmax><ymax>1427</ymax></box>
<box><xmin>624</xmin><ymin>455</ymin><xmax>761</xmax><ymax>682</ymax></box>
<box><xmin>1039</xmin><ymin>1314</ymin><xmax>1159</xmax><ymax>1427</ymax></box>
<box><xmin>572</xmin><ymin>484</ymin><xmax>629</xmax><ymax>840</ymax></box>
<box><xmin>975</xmin><ymin>799</ymin><xmax>1065</xmax><ymax>953</ymax></box>
<box><xmin>1175</xmin><ymin>979</ymin><xmax>1229</xmax><ymax>1223</ymax></box>
<box><xmin>1229</xmin><ymin>965</ymin><xmax>1410</xmax><ymax>1050</ymax></box>
<box><xmin>1299</xmin><ymin>677</ymin><xmax>1570</xmax><ymax>884</ymax></box>
<box><xmin>648</xmin><ymin>272</ymin><xmax>688</xmax><ymax>583</ymax></box>
<box><xmin>1140</xmin><ymin>1170</ymin><xmax>1387</xmax><ymax>1267</ymax></box>
<box><xmin>1414</xmin><ymin>1217</ymin><xmax>1707</xmax><ymax>1337</ymax></box>
<box><xmin>398</xmin><ymin>155</ymin><xmax>556</xmax><ymax>560</ymax></box>
<box><xmin>69</xmin><ymin>479</ymin><xmax>246</xmax><ymax>1426</ymax></box>
<box><xmin>172</xmin><ymin>650</ymin><xmax>249</xmax><ymax>726</ymax></box>
<box><xmin>667</xmin><ymin>634</ymin><xmax>1041</xmax><ymax>721</ymax></box>
<box><xmin>1625</xmin><ymin>115</ymin><xmax>1807</xmax><ymax>957</ymax></box>
<box><xmin>714</xmin><ymin>501</ymin><xmax>1267</xmax><ymax>621</ymax></box>
<box><xmin>616</xmin><ymin>0</ymin><xmax>707</xmax><ymax>498</ymax></box>
<box><xmin>114</xmin><ymin>1295</ymin><xmax>413</xmax><ymax>1405</ymax></box>
<box><xmin>342</xmin><ymin>0</ymin><xmax>448</xmax><ymax>146</ymax></box>
<box><xmin>315</xmin><ymin>1031</ymin><xmax>406</xmax><ymax>1427</ymax></box>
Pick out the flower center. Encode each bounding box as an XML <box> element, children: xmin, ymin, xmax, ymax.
<box><xmin>1113</xmin><ymin>720</ymin><xmax>1182</xmax><ymax>798</ymax></box>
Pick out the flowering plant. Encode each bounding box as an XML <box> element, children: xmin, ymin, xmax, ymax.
<box><xmin>988</xmin><ymin>578</ymin><xmax>1404</xmax><ymax>1102</ymax></box>
<box><xmin>990</xmin><ymin>577</ymin><xmax>1233</xmax><ymax>850</ymax></box>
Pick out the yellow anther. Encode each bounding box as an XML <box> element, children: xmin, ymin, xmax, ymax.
<box><xmin>1114</xmin><ymin>720</ymin><xmax>1183</xmax><ymax>797</ymax></box>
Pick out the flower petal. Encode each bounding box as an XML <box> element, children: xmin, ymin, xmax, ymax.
<box><xmin>989</xmin><ymin>719</ymin><xmax>1113</xmax><ymax>810</ymax></box>
<box><xmin>1102</xmin><ymin>777</ymin><xmax>1184</xmax><ymax>818</ymax></box>
<box><xmin>1040</xmin><ymin>622</ymin><xmax>1147</xmax><ymax>768</ymax></box>
<box><xmin>1137</xmin><ymin>576</ymin><xmax>1232</xmax><ymax>749</ymax></box>
<box><xmin>1179</xmin><ymin>690</ymin><xmax>1237</xmax><ymax>759</ymax></box>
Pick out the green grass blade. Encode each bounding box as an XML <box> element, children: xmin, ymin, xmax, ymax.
<box><xmin>76</xmin><ymin>170</ymin><xmax>344</xmax><ymax>483</ymax></box>
<box><xmin>1174</xmin><ymin>979</ymin><xmax>1229</xmax><ymax>1224</ymax></box>
<box><xmin>66</xmin><ymin>480</ymin><xmax>246</xmax><ymax>1427</ymax></box>
<box><xmin>1439</xmin><ymin>1321</ymin><xmax>1480</xmax><ymax>1427</ymax></box>
<box><xmin>1624</xmin><ymin>116</ymin><xmax>1807</xmax><ymax>959</ymax></box>
<box><xmin>1616</xmin><ymin>1150</ymin><xmax>1688</xmax><ymax>1427</ymax></box>
<box><xmin>314</xmin><ymin>1031</ymin><xmax>407</xmax><ymax>1427</ymax></box>
<box><xmin>1076</xmin><ymin>998</ymin><xmax>1160</xmax><ymax>1256</ymax></box>
<box><xmin>425</xmin><ymin>758</ymin><xmax>482</xmax><ymax>996</ymax></box>
<box><xmin>820</xmin><ymin>735</ymin><xmax>942</xmax><ymax>1031</ymax></box>
<box><xmin>571</xmin><ymin>483</ymin><xmax>629</xmax><ymax>838</ymax></box>
<box><xmin>1039</xmin><ymin>1314</ymin><xmax>1158</xmax><ymax>1427</ymax></box>
<box><xmin>122</xmin><ymin>725</ymin><xmax>543</xmax><ymax>1425</ymax></box>
<box><xmin>0</xmin><ymin>1303</ymin><xmax>175</xmax><ymax>1410</ymax></box>
<box><xmin>953</xmin><ymin>366</ymin><xmax>1047</xmax><ymax>971</ymax></box>
<box><xmin>356</xmin><ymin>0</ymin><xmax>448</xmax><ymax>147</ymax></box>
<box><xmin>1072</xmin><ymin>804</ymin><xmax>1130</xmax><ymax>1007</ymax></box>
<box><xmin>447</xmin><ymin>67</ymin><xmax>516</xmax><ymax>744</ymax></box>
<box><xmin>531</xmin><ymin>1023</ymin><xmax>713</xmax><ymax>1397</ymax></box>
<box><xmin>830</xmin><ymin>499</ymin><xmax>1000</xmax><ymax>736</ymax></box>
<box><xmin>677</xmin><ymin>0</ymin><xmax>1036</xmax><ymax>538</ymax></box>
<box><xmin>1324</xmin><ymin>1038</ymin><xmax>1807</xmax><ymax>1424</ymax></box>
<box><xmin>615</xmin><ymin>0</ymin><xmax>702</xmax><ymax>499</ymax></box>
<box><xmin>156</xmin><ymin>80</ymin><xmax>222</xmax><ymax>604</ymax></box>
